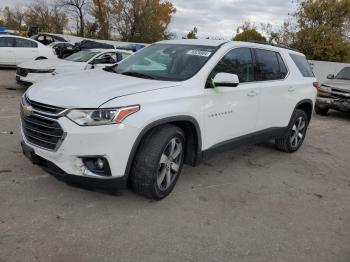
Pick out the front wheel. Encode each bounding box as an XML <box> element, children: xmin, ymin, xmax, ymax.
<box><xmin>130</xmin><ymin>125</ymin><xmax>185</xmax><ymax>200</ymax></box>
<box><xmin>275</xmin><ymin>109</ymin><xmax>308</xmax><ymax>153</ymax></box>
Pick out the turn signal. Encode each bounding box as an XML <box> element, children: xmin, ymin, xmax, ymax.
<box><xmin>114</xmin><ymin>105</ymin><xmax>140</xmax><ymax>123</ymax></box>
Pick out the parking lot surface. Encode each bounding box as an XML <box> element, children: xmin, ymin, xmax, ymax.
<box><xmin>0</xmin><ymin>68</ymin><xmax>349</xmax><ymax>262</ymax></box>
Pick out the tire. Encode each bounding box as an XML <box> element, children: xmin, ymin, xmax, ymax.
<box><xmin>275</xmin><ymin>109</ymin><xmax>309</xmax><ymax>153</ymax></box>
<box><xmin>130</xmin><ymin>124</ymin><xmax>185</xmax><ymax>200</ymax></box>
<box><xmin>315</xmin><ymin>104</ymin><xmax>329</xmax><ymax>116</ymax></box>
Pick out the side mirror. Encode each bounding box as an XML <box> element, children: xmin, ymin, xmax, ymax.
<box><xmin>327</xmin><ymin>74</ymin><xmax>335</xmax><ymax>79</ymax></box>
<box><xmin>213</xmin><ymin>73</ymin><xmax>239</xmax><ymax>87</ymax></box>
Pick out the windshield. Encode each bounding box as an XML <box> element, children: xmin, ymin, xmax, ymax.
<box><xmin>114</xmin><ymin>44</ymin><xmax>218</xmax><ymax>81</ymax></box>
<box><xmin>335</xmin><ymin>67</ymin><xmax>350</xmax><ymax>80</ymax></box>
<box><xmin>65</xmin><ymin>50</ymin><xmax>101</xmax><ymax>62</ymax></box>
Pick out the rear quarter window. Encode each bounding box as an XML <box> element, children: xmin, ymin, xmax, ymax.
<box><xmin>290</xmin><ymin>54</ymin><xmax>314</xmax><ymax>77</ymax></box>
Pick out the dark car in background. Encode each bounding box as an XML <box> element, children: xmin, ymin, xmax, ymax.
<box><xmin>47</xmin><ymin>42</ymin><xmax>74</xmax><ymax>58</ymax></box>
<box><xmin>31</xmin><ymin>34</ymin><xmax>68</xmax><ymax>45</ymax></box>
<box><xmin>59</xmin><ymin>40</ymin><xmax>115</xmax><ymax>58</ymax></box>
<box><xmin>316</xmin><ymin>67</ymin><xmax>350</xmax><ymax>115</ymax></box>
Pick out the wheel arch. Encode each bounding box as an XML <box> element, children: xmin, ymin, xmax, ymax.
<box><xmin>294</xmin><ymin>99</ymin><xmax>313</xmax><ymax>122</ymax></box>
<box><xmin>124</xmin><ymin>116</ymin><xmax>202</xmax><ymax>178</ymax></box>
<box><xmin>35</xmin><ymin>56</ymin><xmax>47</xmax><ymax>60</ymax></box>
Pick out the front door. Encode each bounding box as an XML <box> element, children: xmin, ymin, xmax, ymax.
<box><xmin>203</xmin><ymin>47</ymin><xmax>260</xmax><ymax>149</ymax></box>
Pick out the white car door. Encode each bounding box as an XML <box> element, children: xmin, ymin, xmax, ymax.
<box><xmin>0</xmin><ymin>37</ymin><xmax>16</xmax><ymax>65</ymax></box>
<box><xmin>203</xmin><ymin>47</ymin><xmax>260</xmax><ymax>148</ymax></box>
<box><xmin>14</xmin><ymin>38</ymin><xmax>39</xmax><ymax>65</ymax></box>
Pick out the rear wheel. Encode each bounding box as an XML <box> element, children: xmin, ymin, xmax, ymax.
<box><xmin>275</xmin><ymin>109</ymin><xmax>308</xmax><ymax>153</ymax></box>
<box><xmin>130</xmin><ymin>125</ymin><xmax>185</xmax><ymax>200</ymax></box>
<box><xmin>315</xmin><ymin>104</ymin><xmax>329</xmax><ymax>116</ymax></box>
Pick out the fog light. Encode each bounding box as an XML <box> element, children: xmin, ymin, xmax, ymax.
<box><xmin>82</xmin><ymin>157</ymin><xmax>111</xmax><ymax>177</ymax></box>
<box><xmin>96</xmin><ymin>158</ymin><xmax>104</xmax><ymax>169</ymax></box>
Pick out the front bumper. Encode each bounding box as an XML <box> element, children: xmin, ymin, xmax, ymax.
<box><xmin>16</xmin><ymin>72</ymin><xmax>52</xmax><ymax>85</ymax></box>
<box><xmin>21</xmin><ymin>141</ymin><xmax>127</xmax><ymax>190</ymax></box>
<box><xmin>316</xmin><ymin>97</ymin><xmax>350</xmax><ymax>112</ymax></box>
<box><xmin>21</xmin><ymin>116</ymin><xmax>140</xmax><ymax>180</ymax></box>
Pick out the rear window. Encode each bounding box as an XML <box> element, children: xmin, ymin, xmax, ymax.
<box><xmin>290</xmin><ymin>54</ymin><xmax>314</xmax><ymax>77</ymax></box>
<box><xmin>254</xmin><ymin>49</ymin><xmax>288</xmax><ymax>81</ymax></box>
<box><xmin>0</xmin><ymin>37</ymin><xmax>14</xmax><ymax>47</ymax></box>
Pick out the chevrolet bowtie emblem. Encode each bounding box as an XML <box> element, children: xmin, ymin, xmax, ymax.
<box><xmin>22</xmin><ymin>105</ymin><xmax>33</xmax><ymax>116</ymax></box>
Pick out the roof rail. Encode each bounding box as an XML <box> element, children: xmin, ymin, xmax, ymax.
<box><xmin>247</xmin><ymin>40</ymin><xmax>300</xmax><ymax>52</ymax></box>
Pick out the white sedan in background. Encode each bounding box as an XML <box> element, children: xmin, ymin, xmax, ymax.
<box><xmin>0</xmin><ymin>35</ymin><xmax>56</xmax><ymax>66</ymax></box>
<box><xmin>16</xmin><ymin>49</ymin><xmax>133</xmax><ymax>85</ymax></box>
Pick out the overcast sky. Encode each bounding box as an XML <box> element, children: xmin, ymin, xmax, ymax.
<box><xmin>1</xmin><ymin>0</ymin><xmax>294</xmax><ymax>39</ymax></box>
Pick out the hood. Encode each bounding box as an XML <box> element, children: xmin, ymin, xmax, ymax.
<box><xmin>18</xmin><ymin>59</ymin><xmax>85</xmax><ymax>71</ymax></box>
<box><xmin>26</xmin><ymin>70</ymin><xmax>181</xmax><ymax>108</ymax></box>
<box><xmin>322</xmin><ymin>79</ymin><xmax>350</xmax><ymax>92</ymax></box>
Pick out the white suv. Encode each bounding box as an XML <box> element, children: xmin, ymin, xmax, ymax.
<box><xmin>20</xmin><ymin>40</ymin><xmax>317</xmax><ymax>200</ymax></box>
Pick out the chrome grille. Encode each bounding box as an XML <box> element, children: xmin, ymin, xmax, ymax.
<box><xmin>21</xmin><ymin>96</ymin><xmax>66</xmax><ymax>151</ymax></box>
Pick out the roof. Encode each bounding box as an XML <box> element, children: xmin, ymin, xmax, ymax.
<box><xmin>157</xmin><ymin>39</ymin><xmax>228</xmax><ymax>47</ymax></box>
<box><xmin>85</xmin><ymin>48</ymin><xmax>133</xmax><ymax>54</ymax></box>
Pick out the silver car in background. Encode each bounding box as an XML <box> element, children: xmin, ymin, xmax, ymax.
<box><xmin>315</xmin><ymin>67</ymin><xmax>350</xmax><ymax>115</ymax></box>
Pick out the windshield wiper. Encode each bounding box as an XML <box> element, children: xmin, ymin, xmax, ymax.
<box><xmin>121</xmin><ymin>71</ymin><xmax>155</xmax><ymax>80</ymax></box>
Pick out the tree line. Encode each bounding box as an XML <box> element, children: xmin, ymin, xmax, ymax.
<box><xmin>0</xmin><ymin>0</ymin><xmax>349</xmax><ymax>62</ymax></box>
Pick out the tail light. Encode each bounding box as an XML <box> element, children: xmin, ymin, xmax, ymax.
<box><xmin>313</xmin><ymin>82</ymin><xmax>320</xmax><ymax>89</ymax></box>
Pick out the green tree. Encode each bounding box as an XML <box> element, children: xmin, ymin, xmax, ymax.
<box><xmin>110</xmin><ymin>0</ymin><xmax>176</xmax><ymax>43</ymax></box>
<box><xmin>90</xmin><ymin>0</ymin><xmax>111</xmax><ymax>39</ymax></box>
<box><xmin>183</xmin><ymin>26</ymin><xmax>198</xmax><ymax>39</ymax></box>
<box><xmin>233</xmin><ymin>21</ymin><xmax>266</xmax><ymax>42</ymax></box>
<box><xmin>276</xmin><ymin>0</ymin><xmax>350</xmax><ymax>62</ymax></box>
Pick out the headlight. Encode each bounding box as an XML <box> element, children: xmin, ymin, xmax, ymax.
<box><xmin>66</xmin><ymin>105</ymin><xmax>140</xmax><ymax>126</ymax></box>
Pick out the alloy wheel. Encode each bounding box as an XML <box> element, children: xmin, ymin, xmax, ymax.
<box><xmin>157</xmin><ymin>137</ymin><xmax>183</xmax><ymax>191</ymax></box>
<box><xmin>290</xmin><ymin>116</ymin><xmax>306</xmax><ymax>148</ymax></box>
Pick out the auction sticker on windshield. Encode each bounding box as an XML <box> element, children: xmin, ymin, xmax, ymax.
<box><xmin>186</xmin><ymin>50</ymin><xmax>212</xmax><ymax>57</ymax></box>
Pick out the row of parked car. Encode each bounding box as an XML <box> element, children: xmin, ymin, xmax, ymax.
<box><xmin>0</xmin><ymin>35</ymin><xmax>138</xmax><ymax>85</ymax></box>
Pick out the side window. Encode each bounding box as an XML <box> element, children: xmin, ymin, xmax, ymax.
<box><xmin>289</xmin><ymin>54</ymin><xmax>314</xmax><ymax>77</ymax></box>
<box><xmin>0</xmin><ymin>37</ymin><xmax>14</xmax><ymax>47</ymax></box>
<box><xmin>211</xmin><ymin>47</ymin><xmax>254</xmax><ymax>83</ymax></box>
<box><xmin>15</xmin><ymin>38</ymin><xmax>38</xmax><ymax>48</ymax></box>
<box><xmin>95</xmin><ymin>53</ymin><xmax>117</xmax><ymax>64</ymax></box>
<box><xmin>254</xmin><ymin>49</ymin><xmax>287</xmax><ymax>81</ymax></box>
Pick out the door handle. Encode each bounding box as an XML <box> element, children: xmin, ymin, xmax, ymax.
<box><xmin>288</xmin><ymin>86</ymin><xmax>295</xmax><ymax>92</ymax></box>
<box><xmin>247</xmin><ymin>90</ymin><xmax>258</xmax><ymax>97</ymax></box>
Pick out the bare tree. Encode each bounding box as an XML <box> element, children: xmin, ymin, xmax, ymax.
<box><xmin>57</xmin><ymin>0</ymin><xmax>89</xmax><ymax>36</ymax></box>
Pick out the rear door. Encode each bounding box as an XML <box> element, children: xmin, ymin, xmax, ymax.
<box><xmin>0</xmin><ymin>37</ymin><xmax>16</xmax><ymax>66</ymax></box>
<box><xmin>252</xmin><ymin>48</ymin><xmax>292</xmax><ymax>129</ymax></box>
<box><xmin>14</xmin><ymin>38</ymin><xmax>39</xmax><ymax>65</ymax></box>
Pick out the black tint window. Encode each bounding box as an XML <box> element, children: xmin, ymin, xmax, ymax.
<box><xmin>0</xmin><ymin>37</ymin><xmax>14</xmax><ymax>47</ymax></box>
<box><xmin>290</xmin><ymin>54</ymin><xmax>314</xmax><ymax>77</ymax></box>
<box><xmin>211</xmin><ymin>48</ymin><xmax>254</xmax><ymax>83</ymax></box>
<box><xmin>254</xmin><ymin>49</ymin><xmax>287</xmax><ymax>81</ymax></box>
<box><xmin>277</xmin><ymin>53</ymin><xmax>288</xmax><ymax>76</ymax></box>
<box><xmin>15</xmin><ymin>38</ymin><xmax>38</xmax><ymax>48</ymax></box>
